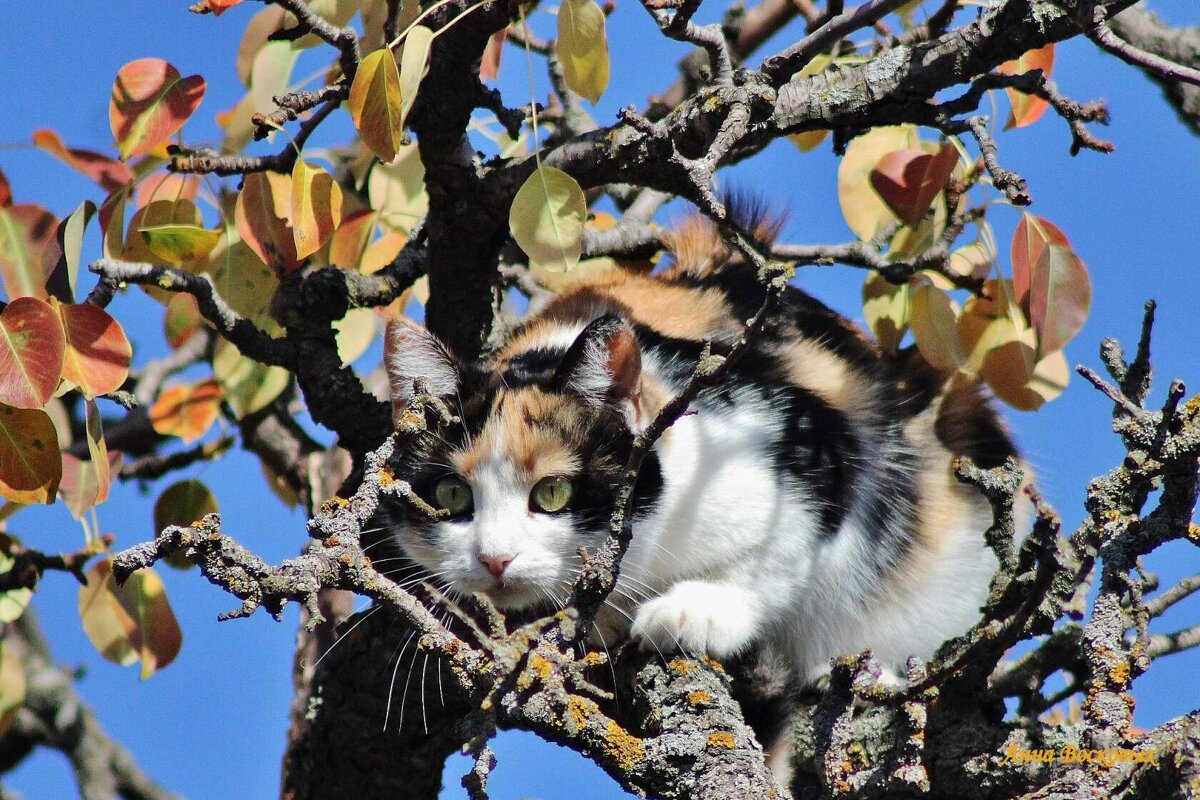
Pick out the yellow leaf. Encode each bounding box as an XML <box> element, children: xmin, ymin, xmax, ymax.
<box><xmin>291</xmin><ymin>160</ymin><xmax>342</xmax><ymax>260</ymax></box>
<box><xmin>213</xmin><ymin>339</ymin><xmax>290</xmax><ymax>417</ymax></box>
<box><xmin>861</xmin><ymin>271</ymin><xmax>908</xmax><ymax>353</ymax></box>
<box><xmin>510</xmin><ymin>166</ymin><xmax>586</xmax><ymax>272</ymax></box>
<box><xmin>350</xmin><ymin>49</ymin><xmax>404</xmax><ymax>164</ymax></box>
<box><xmin>908</xmin><ymin>279</ymin><xmax>963</xmax><ymax>372</ymax></box>
<box><xmin>398</xmin><ymin>26</ymin><xmax>434</xmax><ymax>128</ymax></box>
<box><xmin>556</xmin><ymin>0</ymin><xmax>609</xmax><ymax>103</ymax></box>
<box><xmin>368</xmin><ymin>144</ymin><xmax>427</xmax><ymax>234</ymax></box>
<box><xmin>334</xmin><ymin>308</ymin><xmax>379</xmax><ymax>365</ymax></box>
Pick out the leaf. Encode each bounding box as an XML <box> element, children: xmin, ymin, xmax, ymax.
<box><xmin>135</xmin><ymin>173</ymin><xmax>201</xmax><ymax>212</ymax></box>
<box><xmin>510</xmin><ymin>166</ymin><xmax>586</xmax><ymax>272</ymax></box>
<box><xmin>140</xmin><ymin>223</ymin><xmax>221</xmax><ymax>265</ymax></box>
<box><xmin>838</xmin><ymin>125</ymin><xmax>920</xmax><ymax>241</ymax></box>
<box><xmin>998</xmin><ymin>44</ymin><xmax>1055</xmax><ymax>129</ymax></box>
<box><xmin>208</xmin><ymin>0</ymin><xmax>246</xmax><ymax>16</ymax></box>
<box><xmin>79</xmin><ymin>559</ymin><xmax>183</xmax><ymax>679</ymax></box>
<box><xmin>212</xmin><ymin>340</ymin><xmax>289</xmax><ymax>417</ymax></box>
<box><xmin>236</xmin><ymin>172</ymin><xmax>301</xmax><ymax>274</ymax></box>
<box><xmin>0</xmin><ymin>405</ymin><xmax>61</xmax><ymax>504</ymax></box>
<box><xmin>0</xmin><ymin>168</ymin><xmax>10</xmax><ymax>208</ymax></box>
<box><xmin>109</xmin><ymin>58</ymin><xmax>207</xmax><ymax>161</ymax></box>
<box><xmin>367</xmin><ymin>144</ymin><xmax>427</xmax><ymax>234</ymax></box>
<box><xmin>59</xmin><ymin>450</ymin><xmax>124</xmax><ymax>519</ymax></box>
<box><xmin>349</xmin><ymin>48</ymin><xmax>404</xmax><ymax>163</ymax></box>
<box><xmin>334</xmin><ymin>308</ymin><xmax>379</xmax><ymax>365</ymax></box>
<box><xmin>31</xmin><ymin>129</ymin><xmax>134</xmax><ymax>193</ymax></box>
<box><xmin>481</xmin><ymin>28</ymin><xmax>506</xmax><ymax>81</ymax></box>
<box><xmin>223</xmin><ymin>41</ymin><xmax>300</xmax><ymax>153</ymax></box>
<box><xmin>0</xmin><ymin>297</ymin><xmax>66</xmax><ymax>409</ymax></box>
<box><xmin>398</xmin><ymin>26</ymin><xmax>434</xmax><ymax>127</ymax></box>
<box><xmin>1011</xmin><ymin>215</ymin><xmax>1090</xmax><ymax>356</ymax></box>
<box><xmin>0</xmin><ymin>204</ymin><xmax>62</xmax><ymax>300</ymax></box>
<box><xmin>789</xmin><ymin>130</ymin><xmax>829</xmax><ymax>152</ymax></box>
<box><xmin>329</xmin><ymin>209</ymin><xmax>377</xmax><ymax>270</ymax></box>
<box><xmin>164</xmin><ymin>293</ymin><xmax>207</xmax><ymax>348</ymax></box>
<box><xmin>862</xmin><ymin>272</ymin><xmax>909</xmax><ymax>353</ymax></box>
<box><xmin>291</xmin><ymin>160</ymin><xmax>343</xmax><ymax>260</ymax></box>
<box><xmin>57</xmin><ymin>302</ymin><xmax>133</xmax><ymax>399</ymax></box>
<box><xmin>948</xmin><ymin>240</ymin><xmax>994</xmax><ymax>282</ymax></box>
<box><xmin>46</xmin><ymin>201</ymin><xmax>97</xmax><ymax>305</ymax></box>
<box><xmin>0</xmin><ymin>538</ymin><xmax>33</xmax><ymax>623</ymax></box>
<box><xmin>122</xmin><ymin>199</ymin><xmax>205</xmax><ymax>267</ymax></box>
<box><xmin>237</xmin><ymin>6</ymin><xmax>288</xmax><ymax>86</ymax></box>
<box><xmin>149</xmin><ymin>380</ymin><xmax>223</xmax><ymax>443</ymax></box>
<box><xmin>205</xmin><ymin>235</ymin><xmax>278</xmax><ymax>321</ymax></box>
<box><xmin>83</xmin><ymin>399</ymin><xmax>112</xmax><ymax>506</ymax></box>
<box><xmin>0</xmin><ymin>643</ymin><xmax>25</xmax><ymax>726</ymax></box>
<box><xmin>981</xmin><ymin>339</ymin><xmax>1069</xmax><ymax>411</ymax></box>
<box><xmin>908</xmin><ymin>279</ymin><xmax>964</xmax><ymax>372</ymax></box>
<box><xmin>99</xmin><ymin>188</ymin><xmax>130</xmax><ymax>260</ymax></box>
<box><xmin>869</xmin><ymin>143</ymin><xmax>957</xmax><ymax>227</ymax></box>
<box><xmin>154</xmin><ymin>479</ymin><xmax>218</xmax><ymax>569</ymax></box>
<box><xmin>556</xmin><ymin>0</ymin><xmax>609</xmax><ymax>103</ymax></box>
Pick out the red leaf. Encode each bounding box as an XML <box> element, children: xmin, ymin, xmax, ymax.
<box><xmin>32</xmin><ymin>129</ymin><xmax>134</xmax><ymax>193</ymax></box>
<box><xmin>0</xmin><ymin>297</ymin><xmax>65</xmax><ymax>409</ymax></box>
<box><xmin>1029</xmin><ymin>244</ymin><xmax>1091</xmax><ymax>355</ymax></box>
<box><xmin>0</xmin><ymin>204</ymin><xmax>62</xmax><ymax>300</ymax></box>
<box><xmin>1010</xmin><ymin>214</ymin><xmax>1070</xmax><ymax>311</ymax></box>
<box><xmin>109</xmin><ymin>58</ymin><xmax>207</xmax><ymax>161</ymax></box>
<box><xmin>0</xmin><ymin>168</ymin><xmax>11</xmax><ymax>208</ymax></box>
<box><xmin>481</xmin><ymin>28</ymin><xmax>507</xmax><ymax>81</ymax></box>
<box><xmin>57</xmin><ymin>303</ymin><xmax>133</xmax><ymax>399</ymax></box>
<box><xmin>868</xmin><ymin>144</ymin><xmax>957</xmax><ymax>226</ymax></box>
<box><xmin>209</xmin><ymin>0</ymin><xmax>246</xmax><ymax>15</ymax></box>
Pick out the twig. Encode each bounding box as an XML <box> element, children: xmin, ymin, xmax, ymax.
<box><xmin>1088</xmin><ymin>15</ymin><xmax>1200</xmax><ymax>87</ymax></box>
<box><xmin>120</xmin><ymin>436</ymin><xmax>236</xmax><ymax>481</ymax></box>
<box><xmin>760</xmin><ymin>0</ymin><xmax>911</xmax><ymax>85</ymax></box>
<box><xmin>272</xmin><ymin>0</ymin><xmax>361</xmax><ymax>80</ymax></box>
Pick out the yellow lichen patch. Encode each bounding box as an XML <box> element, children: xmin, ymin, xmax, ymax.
<box><xmin>699</xmin><ymin>654</ymin><xmax>726</xmax><ymax>673</ymax></box>
<box><xmin>707</xmin><ymin>732</ymin><xmax>736</xmax><ymax>749</ymax></box>
<box><xmin>605</xmin><ymin>719</ymin><xmax>646</xmax><ymax>772</ymax></box>
<box><xmin>319</xmin><ymin>496</ymin><xmax>349</xmax><ymax>514</ymax></box>
<box><xmin>686</xmin><ymin>690</ymin><xmax>711</xmax><ymax>706</ymax></box>
<box><xmin>530</xmin><ymin>654</ymin><xmax>553</xmax><ymax>680</ymax></box>
<box><xmin>567</xmin><ymin>695</ymin><xmax>597</xmax><ymax>732</ymax></box>
<box><xmin>1188</xmin><ymin>523</ymin><xmax>1200</xmax><ymax>544</ymax></box>
<box><xmin>584</xmin><ymin>652</ymin><xmax>605</xmax><ymax>667</ymax></box>
<box><xmin>377</xmin><ymin>468</ymin><xmax>396</xmax><ymax>487</ymax></box>
<box><xmin>1109</xmin><ymin>661</ymin><xmax>1131</xmax><ymax>686</ymax></box>
<box><xmin>668</xmin><ymin>657</ymin><xmax>696</xmax><ymax>674</ymax></box>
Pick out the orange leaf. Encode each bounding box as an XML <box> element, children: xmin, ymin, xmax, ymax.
<box><xmin>149</xmin><ymin>380</ymin><xmax>223</xmax><ymax>443</ymax></box>
<box><xmin>329</xmin><ymin>209</ymin><xmax>377</xmax><ymax>270</ymax></box>
<box><xmin>135</xmin><ymin>172</ymin><xmax>201</xmax><ymax>210</ymax></box>
<box><xmin>481</xmin><ymin>28</ymin><xmax>507</xmax><ymax>81</ymax></box>
<box><xmin>208</xmin><ymin>0</ymin><xmax>246</xmax><ymax>15</ymax></box>
<box><xmin>0</xmin><ymin>405</ymin><xmax>61</xmax><ymax>504</ymax></box>
<box><xmin>0</xmin><ymin>204</ymin><xmax>62</xmax><ymax>300</ymax></box>
<box><xmin>869</xmin><ymin>144</ymin><xmax>957</xmax><ymax>226</ymax></box>
<box><xmin>235</xmin><ymin>172</ymin><xmax>300</xmax><ymax>275</ymax></box>
<box><xmin>0</xmin><ymin>297</ymin><xmax>65</xmax><ymax>409</ymax></box>
<box><xmin>57</xmin><ymin>302</ymin><xmax>133</xmax><ymax>399</ymax></box>
<box><xmin>997</xmin><ymin>44</ymin><xmax>1054</xmax><ymax>129</ymax></box>
<box><xmin>291</xmin><ymin>160</ymin><xmax>342</xmax><ymax>260</ymax></box>
<box><xmin>32</xmin><ymin>129</ymin><xmax>134</xmax><ymax>193</ymax></box>
<box><xmin>109</xmin><ymin>58</ymin><xmax>207</xmax><ymax>161</ymax></box>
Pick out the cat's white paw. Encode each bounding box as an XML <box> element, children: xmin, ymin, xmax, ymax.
<box><xmin>630</xmin><ymin>581</ymin><xmax>759</xmax><ymax>658</ymax></box>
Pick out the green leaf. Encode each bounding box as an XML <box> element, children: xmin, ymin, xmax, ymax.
<box><xmin>509</xmin><ymin>166</ymin><xmax>586</xmax><ymax>273</ymax></box>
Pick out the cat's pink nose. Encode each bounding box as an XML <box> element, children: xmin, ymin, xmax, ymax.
<box><xmin>479</xmin><ymin>554</ymin><xmax>513</xmax><ymax>578</ymax></box>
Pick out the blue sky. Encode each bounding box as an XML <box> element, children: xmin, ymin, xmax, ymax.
<box><xmin>1</xmin><ymin>2</ymin><xmax>1197</xmax><ymax>798</ymax></box>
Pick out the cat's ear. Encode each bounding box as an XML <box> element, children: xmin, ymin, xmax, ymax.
<box><xmin>385</xmin><ymin>320</ymin><xmax>460</xmax><ymax>423</ymax></box>
<box><xmin>554</xmin><ymin>314</ymin><xmax>643</xmax><ymax>424</ymax></box>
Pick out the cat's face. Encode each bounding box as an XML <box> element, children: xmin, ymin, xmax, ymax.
<box><xmin>383</xmin><ymin>315</ymin><xmax>649</xmax><ymax>610</ymax></box>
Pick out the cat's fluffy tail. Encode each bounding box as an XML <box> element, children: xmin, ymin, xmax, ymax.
<box><xmin>659</xmin><ymin>194</ymin><xmax>785</xmax><ymax>281</ymax></box>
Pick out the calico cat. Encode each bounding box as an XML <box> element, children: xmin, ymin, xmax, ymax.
<box><xmin>381</xmin><ymin>210</ymin><xmax>1018</xmax><ymax>687</ymax></box>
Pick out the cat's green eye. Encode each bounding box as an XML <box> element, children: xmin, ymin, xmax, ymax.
<box><xmin>434</xmin><ymin>476</ymin><xmax>473</xmax><ymax>515</ymax></box>
<box><xmin>531</xmin><ymin>476</ymin><xmax>573</xmax><ymax>513</ymax></box>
